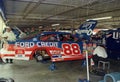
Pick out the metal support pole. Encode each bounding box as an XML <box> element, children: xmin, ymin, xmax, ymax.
<box><xmin>86</xmin><ymin>50</ymin><xmax>89</xmax><ymax>81</ymax></box>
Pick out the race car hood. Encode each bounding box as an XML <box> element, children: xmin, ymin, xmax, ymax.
<box><xmin>76</xmin><ymin>20</ymin><xmax>97</xmax><ymax>40</ymax></box>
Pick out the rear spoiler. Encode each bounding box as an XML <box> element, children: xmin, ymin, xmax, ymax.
<box><xmin>76</xmin><ymin>20</ymin><xmax>97</xmax><ymax>40</ymax></box>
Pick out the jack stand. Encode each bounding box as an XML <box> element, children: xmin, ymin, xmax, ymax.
<box><xmin>41</xmin><ymin>60</ymin><xmax>48</xmax><ymax>63</ymax></box>
<box><xmin>82</xmin><ymin>60</ymin><xmax>86</xmax><ymax>67</ymax></box>
<box><xmin>78</xmin><ymin>79</ymin><xmax>90</xmax><ymax>82</ymax></box>
<box><xmin>49</xmin><ymin>62</ymin><xmax>57</xmax><ymax>71</ymax></box>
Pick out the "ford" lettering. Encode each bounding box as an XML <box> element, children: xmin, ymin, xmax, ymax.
<box><xmin>15</xmin><ymin>42</ymin><xmax>35</xmax><ymax>47</ymax></box>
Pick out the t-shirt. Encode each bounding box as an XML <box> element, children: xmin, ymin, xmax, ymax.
<box><xmin>93</xmin><ymin>46</ymin><xmax>108</xmax><ymax>58</ymax></box>
<box><xmin>2</xmin><ymin>31</ymin><xmax>16</xmax><ymax>41</ymax></box>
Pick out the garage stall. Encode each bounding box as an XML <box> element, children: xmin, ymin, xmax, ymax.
<box><xmin>0</xmin><ymin>0</ymin><xmax>120</xmax><ymax>82</ymax></box>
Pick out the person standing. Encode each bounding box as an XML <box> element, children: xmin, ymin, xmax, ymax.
<box><xmin>0</xmin><ymin>26</ymin><xmax>16</xmax><ymax>63</ymax></box>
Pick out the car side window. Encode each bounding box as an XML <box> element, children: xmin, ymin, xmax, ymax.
<box><xmin>59</xmin><ymin>33</ymin><xmax>80</xmax><ymax>42</ymax></box>
<box><xmin>59</xmin><ymin>34</ymin><xmax>74</xmax><ymax>42</ymax></box>
<box><xmin>39</xmin><ymin>34</ymin><xmax>58</xmax><ymax>41</ymax></box>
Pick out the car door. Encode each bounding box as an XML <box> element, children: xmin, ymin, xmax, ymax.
<box><xmin>57</xmin><ymin>33</ymin><xmax>84</xmax><ymax>61</ymax></box>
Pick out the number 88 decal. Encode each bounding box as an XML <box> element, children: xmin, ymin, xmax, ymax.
<box><xmin>62</xmin><ymin>43</ymin><xmax>81</xmax><ymax>55</ymax></box>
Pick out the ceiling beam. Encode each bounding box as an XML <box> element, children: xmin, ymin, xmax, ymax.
<box><xmin>6</xmin><ymin>0</ymin><xmax>84</xmax><ymax>8</ymax></box>
<box><xmin>8</xmin><ymin>18</ymin><xmax>71</xmax><ymax>22</ymax></box>
<box><xmin>42</xmin><ymin>0</ymin><xmax>101</xmax><ymax>20</ymax></box>
<box><xmin>8</xmin><ymin>23</ymin><xmax>44</xmax><ymax>28</ymax></box>
<box><xmin>7</xmin><ymin>0</ymin><xmax>39</xmax><ymax>3</ymax></box>
<box><xmin>40</xmin><ymin>2</ymin><xmax>76</xmax><ymax>8</ymax></box>
<box><xmin>23</xmin><ymin>0</ymin><xmax>45</xmax><ymax>19</ymax></box>
<box><xmin>75</xmin><ymin>8</ymin><xmax>120</xmax><ymax>19</ymax></box>
<box><xmin>22</xmin><ymin>1</ymin><xmax>33</xmax><ymax>14</ymax></box>
<box><xmin>43</xmin><ymin>0</ymin><xmax>117</xmax><ymax>20</ymax></box>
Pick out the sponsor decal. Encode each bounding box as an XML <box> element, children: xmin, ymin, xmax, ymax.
<box><xmin>15</xmin><ymin>42</ymin><xmax>58</xmax><ymax>47</ymax></box>
<box><xmin>62</xmin><ymin>43</ymin><xmax>81</xmax><ymax>55</ymax></box>
<box><xmin>52</xmin><ymin>55</ymin><xmax>62</xmax><ymax>58</ymax></box>
<box><xmin>113</xmin><ymin>32</ymin><xmax>120</xmax><ymax>39</ymax></box>
<box><xmin>50</xmin><ymin>50</ymin><xmax>61</xmax><ymax>54</ymax></box>
<box><xmin>15</xmin><ymin>42</ymin><xmax>35</xmax><ymax>47</ymax></box>
<box><xmin>77</xmin><ymin>29</ymin><xmax>93</xmax><ymax>35</ymax></box>
<box><xmin>37</xmin><ymin>42</ymin><xmax>58</xmax><ymax>47</ymax></box>
<box><xmin>77</xmin><ymin>20</ymin><xmax>97</xmax><ymax>40</ymax></box>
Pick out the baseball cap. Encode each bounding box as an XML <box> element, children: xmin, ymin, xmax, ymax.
<box><xmin>5</xmin><ymin>26</ymin><xmax>10</xmax><ymax>29</ymax></box>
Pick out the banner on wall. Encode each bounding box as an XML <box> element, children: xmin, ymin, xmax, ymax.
<box><xmin>0</xmin><ymin>0</ymin><xmax>6</xmax><ymax>20</ymax></box>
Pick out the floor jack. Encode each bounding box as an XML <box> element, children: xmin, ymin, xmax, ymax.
<box><xmin>49</xmin><ymin>62</ymin><xmax>57</xmax><ymax>71</ymax></box>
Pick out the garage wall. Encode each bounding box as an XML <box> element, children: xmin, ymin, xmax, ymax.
<box><xmin>0</xmin><ymin>15</ymin><xmax>6</xmax><ymax>35</ymax></box>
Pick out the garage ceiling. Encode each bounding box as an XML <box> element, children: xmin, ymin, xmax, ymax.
<box><xmin>3</xmin><ymin>0</ymin><xmax>120</xmax><ymax>29</ymax></box>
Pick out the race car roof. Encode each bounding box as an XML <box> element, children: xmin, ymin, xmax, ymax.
<box><xmin>40</xmin><ymin>31</ymin><xmax>71</xmax><ymax>35</ymax></box>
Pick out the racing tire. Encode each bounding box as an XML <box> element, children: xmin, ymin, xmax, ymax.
<box><xmin>0</xmin><ymin>78</ymin><xmax>14</xmax><ymax>82</ymax></box>
<box><xmin>8</xmin><ymin>78</ymin><xmax>14</xmax><ymax>82</ymax></box>
<box><xmin>35</xmin><ymin>55</ymin><xmax>44</xmax><ymax>62</ymax></box>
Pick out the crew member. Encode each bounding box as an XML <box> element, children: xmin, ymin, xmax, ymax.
<box><xmin>0</xmin><ymin>26</ymin><xmax>16</xmax><ymax>63</ymax></box>
<box><xmin>93</xmin><ymin>45</ymin><xmax>108</xmax><ymax>65</ymax></box>
<box><xmin>2</xmin><ymin>26</ymin><xmax>16</xmax><ymax>42</ymax></box>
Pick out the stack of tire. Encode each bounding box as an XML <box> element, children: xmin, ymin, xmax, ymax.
<box><xmin>0</xmin><ymin>78</ymin><xmax>14</xmax><ymax>82</ymax></box>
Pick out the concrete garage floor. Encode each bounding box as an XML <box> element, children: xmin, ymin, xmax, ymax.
<box><xmin>0</xmin><ymin>59</ymin><xmax>119</xmax><ymax>82</ymax></box>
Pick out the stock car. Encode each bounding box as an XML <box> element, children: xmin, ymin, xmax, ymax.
<box><xmin>0</xmin><ymin>20</ymin><xmax>97</xmax><ymax>62</ymax></box>
<box><xmin>1</xmin><ymin>32</ymin><xmax>96</xmax><ymax>62</ymax></box>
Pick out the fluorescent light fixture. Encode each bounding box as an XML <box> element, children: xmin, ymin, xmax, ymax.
<box><xmin>87</xmin><ymin>16</ymin><xmax>112</xmax><ymax>21</ymax></box>
<box><xmin>51</xmin><ymin>23</ymin><xmax>60</xmax><ymax>26</ymax></box>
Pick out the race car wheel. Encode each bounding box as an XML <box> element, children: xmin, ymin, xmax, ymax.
<box><xmin>36</xmin><ymin>55</ymin><xmax>44</xmax><ymax>62</ymax></box>
<box><xmin>35</xmin><ymin>50</ymin><xmax>50</xmax><ymax>62</ymax></box>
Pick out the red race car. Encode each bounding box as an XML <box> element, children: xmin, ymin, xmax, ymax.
<box><xmin>0</xmin><ymin>20</ymin><xmax>97</xmax><ymax>62</ymax></box>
